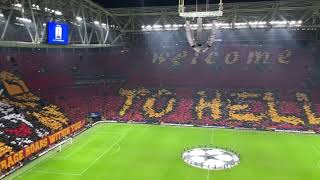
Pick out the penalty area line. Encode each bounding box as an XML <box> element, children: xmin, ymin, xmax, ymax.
<box><xmin>312</xmin><ymin>145</ymin><xmax>320</xmax><ymax>169</ymax></box>
<box><xmin>54</xmin><ymin>137</ymin><xmax>95</xmax><ymax>159</ymax></box>
<box><xmin>7</xmin><ymin>149</ymin><xmax>63</xmax><ymax>180</ymax></box>
<box><xmin>54</xmin><ymin>131</ymin><xmax>124</xmax><ymax>159</ymax></box>
<box><xmin>79</xmin><ymin>127</ymin><xmax>131</xmax><ymax>175</ymax></box>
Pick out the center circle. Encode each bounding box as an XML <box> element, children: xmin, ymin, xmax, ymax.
<box><xmin>182</xmin><ymin>147</ymin><xmax>240</xmax><ymax>170</ymax></box>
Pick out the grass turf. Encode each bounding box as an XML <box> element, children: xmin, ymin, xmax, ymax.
<box><xmin>6</xmin><ymin>123</ymin><xmax>320</xmax><ymax>180</ymax></box>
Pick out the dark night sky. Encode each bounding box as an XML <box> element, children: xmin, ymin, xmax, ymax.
<box><xmin>93</xmin><ymin>0</ymin><xmax>276</xmax><ymax>8</ymax></box>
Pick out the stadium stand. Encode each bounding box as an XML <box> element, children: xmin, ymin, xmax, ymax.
<box><xmin>1</xmin><ymin>42</ymin><xmax>319</xmax><ymax>135</ymax></box>
<box><xmin>0</xmin><ymin>71</ymin><xmax>71</xmax><ymax>173</ymax></box>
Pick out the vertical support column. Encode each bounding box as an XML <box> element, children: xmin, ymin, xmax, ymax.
<box><xmin>179</xmin><ymin>0</ymin><xmax>185</xmax><ymax>13</ymax></box>
<box><xmin>1</xmin><ymin>10</ymin><xmax>13</xmax><ymax>40</ymax></box>
<box><xmin>88</xmin><ymin>29</ymin><xmax>94</xmax><ymax>43</ymax></box>
<box><xmin>132</xmin><ymin>16</ymin><xmax>135</xmax><ymax>30</ymax></box>
<box><xmin>20</xmin><ymin>0</ymin><xmax>35</xmax><ymax>42</ymax></box>
<box><xmin>196</xmin><ymin>17</ymin><xmax>203</xmax><ymax>45</ymax></box>
<box><xmin>71</xmin><ymin>3</ymin><xmax>85</xmax><ymax>44</ymax></box>
<box><xmin>28</xmin><ymin>0</ymin><xmax>39</xmax><ymax>42</ymax></box>
<box><xmin>81</xmin><ymin>0</ymin><xmax>88</xmax><ymax>44</ymax></box>
<box><xmin>99</xmin><ymin>15</ymin><xmax>104</xmax><ymax>44</ymax></box>
<box><xmin>103</xmin><ymin>16</ymin><xmax>110</xmax><ymax>44</ymax></box>
<box><xmin>219</xmin><ymin>0</ymin><xmax>224</xmax><ymax>12</ymax></box>
<box><xmin>232</xmin><ymin>4</ymin><xmax>237</xmax><ymax>29</ymax></box>
<box><xmin>68</xmin><ymin>24</ymin><xmax>74</xmax><ymax>43</ymax></box>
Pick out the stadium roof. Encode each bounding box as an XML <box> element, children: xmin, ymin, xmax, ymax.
<box><xmin>107</xmin><ymin>0</ymin><xmax>320</xmax><ymax>32</ymax></box>
<box><xmin>0</xmin><ymin>0</ymin><xmax>319</xmax><ymax>48</ymax></box>
<box><xmin>93</xmin><ymin>0</ymin><xmax>278</xmax><ymax>8</ymax></box>
<box><xmin>0</xmin><ymin>0</ymin><xmax>119</xmax><ymax>47</ymax></box>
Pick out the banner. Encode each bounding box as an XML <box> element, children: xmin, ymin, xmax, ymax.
<box><xmin>0</xmin><ymin>120</ymin><xmax>85</xmax><ymax>173</ymax></box>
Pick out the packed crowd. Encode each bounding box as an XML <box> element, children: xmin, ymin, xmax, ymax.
<box><xmin>0</xmin><ymin>44</ymin><xmax>314</xmax><ymax>91</ymax></box>
<box><xmin>0</xmin><ymin>72</ymin><xmax>70</xmax><ymax>162</ymax></box>
<box><xmin>41</xmin><ymin>86</ymin><xmax>320</xmax><ymax>133</ymax></box>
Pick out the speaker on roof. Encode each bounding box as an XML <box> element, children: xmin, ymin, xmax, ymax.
<box><xmin>185</xmin><ymin>21</ymin><xmax>196</xmax><ymax>47</ymax></box>
<box><xmin>196</xmin><ymin>17</ymin><xmax>203</xmax><ymax>46</ymax></box>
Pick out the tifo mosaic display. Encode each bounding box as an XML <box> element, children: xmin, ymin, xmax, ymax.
<box><xmin>0</xmin><ymin>120</ymin><xmax>84</xmax><ymax>173</ymax></box>
<box><xmin>49</xmin><ymin>85</ymin><xmax>320</xmax><ymax>133</ymax></box>
<box><xmin>99</xmin><ymin>88</ymin><xmax>320</xmax><ymax>131</ymax></box>
<box><xmin>151</xmin><ymin>49</ymin><xmax>292</xmax><ymax>65</ymax></box>
<box><xmin>0</xmin><ymin>44</ymin><xmax>314</xmax><ymax>89</ymax></box>
<box><xmin>0</xmin><ymin>72</ymin><xmax>81</xmax><ymax>173</ymax></box>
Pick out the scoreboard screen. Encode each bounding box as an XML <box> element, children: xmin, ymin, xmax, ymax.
<box><xmin>47</xmin><ymin>22</ymin><xmax>69</xmax><ymax>45</ymax></box>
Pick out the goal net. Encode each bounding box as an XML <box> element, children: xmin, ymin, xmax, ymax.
<box><xmin>37</xmin><ymin>137</ymin><xmax>73</xmax><ymax>157</ymax></box>
<box><xmin>57</xmin><ymin>138</ymin><xmax>73</xmax><ymax>152</ymax></box>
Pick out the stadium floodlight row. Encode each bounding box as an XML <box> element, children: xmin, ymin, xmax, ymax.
<box><xmin>107</xmin><ymin>0</ymin><xmax>320</xmax><ymax>32</ymax></box>
<box><xmin>0</xmin><ymin>0</ymin><xmax>319</xmax><ymax>46</ymax></box>
<box><xmin>141</xmin><ymin>20</ymin><xmax>303</xmax><ymax>31</ymax></box>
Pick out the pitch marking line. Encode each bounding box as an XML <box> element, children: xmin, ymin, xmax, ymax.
<box><xmin>29</xmin><ymin>143</ymin><xmax>122</xmax><ymax>176</ymax></box>
<box><xmin>206</xmin><ymin>165</ymin><xmax>211</xmax><ymax>180</ymax></box>
<box><xmin>12</xmin><ymin>148</ymin><xmax>64</xmax><ymax>180</ymax></box>
<box><xmin>207</xmin><ymin>128</ymin><xmax>215</xmax><ymax>180</ymax></box>
<box><xmin>54</xmin><ymin>131</ymin><xmax>125</xmax><ymax>159</ymax></box>
<box><xmin>15</xmin><ymin>129</ymin><xmax>129</xmax><ymax>178</ymax></box>
<box><xmin>106</xmin><ymin>143</ymin><xmax>121</xmax><ymax>157</ymax></box>
<box><xmin>30</xmin><ymin>170</ymin><xmax>81</xmax><ymax>176</ymax></box>
<box><xmin>210</xmin><ymin>128</ymin><xmax>214</xmax><ymax>144</ymax></box>
<box><xmin>79</xmin><ymin>127</ymin><xmax>132</xmax><ymax>175</ymax></box>
<box><xmin>45</xmin><ymin>127</ymin><xmax>100</xmax><ymax>159</ymax></box>
<box><xmin>53</xmin><ymin>139</ymin><xmax>93</xmax><ymax>159</ymax></box>
<box><xmin>312</xmin><ymin>145</ymin><xmax>320</xmax><ymax>169</ymax></box>
<box><xmin>28</xmin><ymin>139</ymin><xmax>124</xmax><ymax>176</ymax></box>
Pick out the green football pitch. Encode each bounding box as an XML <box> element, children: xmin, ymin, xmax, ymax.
<box><xmin>6</xmin><ymin>123</ymin><xmax>320</xmax><ymax>180</ymax></box>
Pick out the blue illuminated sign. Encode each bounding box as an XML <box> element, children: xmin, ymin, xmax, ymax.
<box><xmin>47</xmin><ymin>22</ymin><xmax>69</xmax><ymax>45</ymax></box>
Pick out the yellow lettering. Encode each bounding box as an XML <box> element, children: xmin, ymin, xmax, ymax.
<box><xmin>228</xmin><ymin>92</ymin><xmax>265</xmax><ymax>121</ymax></box>
<box><xmin>264</xmin><ymin>92</ymin><xmax>303</xmax><ymax>125</ymax></box>
<box><xmin>18</xmin><ymin>150</ymin><xmax>24</xmax><ymax>161</ymax></box>
<box><xmin>25</xmin><ymin>146</ymin><xmax>31</xmax><ymax>157</ymax></box>
<box><xmin>0</xmin><ymin>160</ymin><xmax>7</xmax><ymax>171</ymax></box>
<box><xmin>48</xmin><ymin>134</ymin><xmax>56</xmax><ymax>144</ymax></box>
<box><xmin>143</xmin><ymin>98</ymin><xmax>176</xmax><ymax>118</ymax></box>
<box><xmin>195</xmin><ymin>91</ymin><xmax>222</xmax><ymax>120</ymax></box>
<box><xmin>7</xmin><ymin>157</ymin><xmax>14</xmax><ymax>168</ymax></box>
<box><xmin>296</xmin><ymin>93</ymin><xmax>320</xmax><ymax>125</ymax></box>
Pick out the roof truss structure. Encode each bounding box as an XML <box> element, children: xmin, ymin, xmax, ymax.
<box><xmin>0</xmin><ymin>0</ymin><xmax>123</xmax><ymax>47</ymax></box>
<box><xmin>108</xmin><ymin>0</ymin><xmax>320</xmax><ymax>32</ymax></box>
<box><xmin>0</xmin><ymin>0</ymin><xmax>319</xmax><ymax>48</ymax></box>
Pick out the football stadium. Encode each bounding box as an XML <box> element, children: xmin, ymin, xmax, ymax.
<box><xmin>0</xmin><ymin>0</ymin><xmax>320</xmax><ymax>179</ymax></box>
